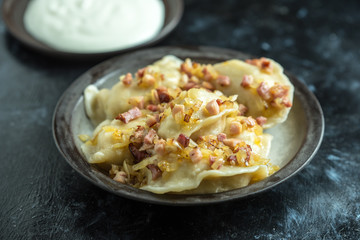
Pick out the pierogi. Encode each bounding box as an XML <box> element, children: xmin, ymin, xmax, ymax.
<box><xmin>80</xmin><ymin>55</ymin><xmax>293</xmax><ymax>194</ymax></box>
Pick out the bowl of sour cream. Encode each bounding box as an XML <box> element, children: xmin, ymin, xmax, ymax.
<box><xmin>2</xmin><ymin>0</ymin><xmax>183</xmax><ymax>59</ymax></box>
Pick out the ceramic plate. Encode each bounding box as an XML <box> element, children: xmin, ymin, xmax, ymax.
<box><xmin>1</xmin><ymin>0</ymin><xmax>183</xmax><ymax>60</ymax></box>
<box><xmin>53</xmin><ymin>46</ymin><xmax>324</xmax><ymax>205</ymax></box>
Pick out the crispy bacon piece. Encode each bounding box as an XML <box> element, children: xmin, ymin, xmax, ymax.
<box><xmin>282</xmin><ymin>98</ymin><xmax>292</xmax><ymax>108</ymax></box>
<box><xmin>238</xmin><ymin>104</ymin><xmax>248</xmax><ymax>116</ymax></box>
<box><xmin>229</xmin><ymin>122</ymin><xmax>242</xmax><ymax>135</ymax></box>
<box><xmin>147</xmin><ymin>164</ymin><xmax>162</xmax><ymax>180</ymax></box>
<box><xmin>239</xmin><ymin>144</ymin><xmax>252</xmax><ymax>166</ymax></box>
<box><xmin>136</xmin><ymin>67</ymin><xmax>147</xmax><ymax>78</ymax></box>
<box><xmin>189</xmin><ymin>148</ymin><xmax>202</xmax><ymax>163</ymax></box>
<box><xmin>206</xmin><ymin>99</ymin><xmax>220</xmax><ymax>115</ymax></box>
<box><xmin>132</xmin><ymin>126</ymin><xmax>145</xmax><ymax>142</ymax></box>
<box><xmin>227</xmin><ymin>155</ymin><xmax>237</xmax><ymax>165</ymax></box>
<box><xmin>255</xmin><ymin>116</ymin><xmax>267</xmax><ymax>126</ymax></box>
<box><xmin>246</xmin><ymin>58</ymin><xmax>273</xmax><ymax>74</ymax></box>
<box><xmin>156</xmin><ymin>87</ymin><xmax>171</xmax><ymax>103</ymax></box>
<box><xmin>180</xmin><ymin>62</ymin><xmax>192</xmax><ymax>77</ymax></box>
<box><xmin>128</xmin><ymin>143</ymin><xmax>150</xmax><ymax>163</ymax></box>
<box><xmin>242</xmin><ymin>117</ymin><xmax>256</xmax><ymax>128</ymax></box>
<box><xmin>122</xmin><ymin>73</ymin><xmax>133</xmax><ymax>86</ymax></box>
<box><xmin>177</xmin><ymin>133</ymin><xmax>190</xmax><ymax>148</ymax></box>
<box><xmin>222</xmin><ymin>138</ymin><xmax>242</xmax><ymax>149</ymax></box>
<box><xmin>202</xmin><ymin>67</ymin><xmax>215</xmax><ymax>81</ymax></box>
<box><xmin>154</xmin><ymin>139</ymin><xmax>166</xmax><ymax>155</ymax></box>
<box><xmin>116</xmin><ymin>107</ymin><xmax>142</xmax><ymax>123</ymax></box>
<box><xmin>217</xmin><ymin>133</ymin><xmax>227</xmax><ymax>142</ymax></box>
<box><xmin>146</xmin><ymin>116</ymin><xmax>158</xmax><ymax>127</ymax></box>
<box><xmin>183</xmin><ymin>82</ymin><xmax>198</xmax><ymax>90</ymax></box>
<box><xmin>217</xmin><ymin>75</ymin><xmax>231</xmax><ymax>87</ymax></box>
<box><xmin>202</xmin><ymin>81</ymin><xmax>215</xmax><ymax>91</ymax></box>
<box><xmin>257</xmin><ymin>82</ymin><xmax>271</xmax><ymax>101</ymax></box>
<box><xmin>113</xmin><ymin>171</ymin><xmax>127</xmax><ymax>183</ymax></box>
<box><xmin>269</xmin><ymin>85</ymin><xmax>288</xmax><ymax>98</ymax></box>
<box><xmin>241</xmin><ymin>75</ymin><xmax>253</xmax><ymax>88</ymax></box>
<box><xmin>144</xmin><ymin>129</ymin><xmax>157</xmax><ymax>145</ymax></box>
<box><xmin>147</xmin><ymin>104</ymin><xmax>160</xmax><ymax>112</ymax></box>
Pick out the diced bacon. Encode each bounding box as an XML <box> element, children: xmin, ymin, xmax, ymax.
<box><xmin>241</xmin><ymin>75</ymin><xmax>253</xmax><ymax>88</ymax></box>
<box><xmin>201</xmin><ymin>81</ymin><xmax>215</xmax><ymax>91</ymax></box>
<box><xmin>202</xmin><ymin>67</ymin><xmax>214</xmax><ymax>81</ymax></box>
<box><xmin>209</xmin><ymin>155</ymin><xmax>216</xmax><ymax>166</ymax></box>
<box><xmin>282</xmin><ymin>97</ymin><xmax>292</xmax><ymax>108</ymax></box>
<box><xmin>222</xmin><ymin>138</ymin><xmax>242</xmax><ymax>149</ymax></box>
<box><xmin>128</xmin><ymin>143</ymin><xmax>150</xmax><ymax>163</ymax></box>
<box><xmin>147</xmin><ymin>164</ymin><xmax>162</xmax><ymax>180</ymax></box>
<box><xmin>144</xmin><ymin>129</ymin><xmax>157</xmax><ymax>145</ymax></box>
<box><xmin>257</xmin><ymin>82</ymin><xmax>271</xmax><ymax>101</ymax></box>
<box><xmin>183</xmin><ymin>82</ymin><xmax>198</xmax><ymax>90</ymax></box>
<box><xmin>146</xmin><ymin>116</ymin><xmax>158</xmax><ymax>127</ymax></box>
<box><xmin>189</xmin><ymin>148</ymin><xmax>203</xmax><ymax>163</ymax></box>
<box><xmin>246</xmin><ymin>58</ymin><xmax>273</xmax><ymax>74</ymax></box>
<box><xmin>241</xmin><ymin>117</ymin><xmax>256</xmax><ymax>128</ymax></box>
<box><xmin>136</xmin><ymin>67</ymin><xmax>147</xmax><ymax>78</ymax></box>
<box><xmin>206</xmin><ymin>99</ymin><xmax>220</xmax><ymax>116</ymax></box>
<box><xmin>172</xmin><ymin>104</ymin><xmax>185</xmax><ymax>118</ymax></box>
<box><xmin>216</xmin><ymin>99</ymin><xmax>224</xmax><ymax>105</ymax></box>
<box><xmin>269</xmin><ymin>85</ymin><xmax>288</xmax><ymax>98</ymax></box>
<box><xmin>113</xmin><ymin>171</ymin><xmax>127</xmax><ymax>183</ymax></box>
<box><xmin>177</xmin><ymin>133</ymin><xmax>190</xmax><ymax>148</ymax></box>
<box><xmin>227</xmin><ymin>155</ymin><xmax>237</xmax><ymax>165</ymax></box>
<box><xmin>255</xmin><ymin>116</ymin><xmax>267</xmax><ymax>126</ymax></box>
<box><xmin>142</xmin><ymin>74</ymin><xmax>156</xmax><ymax>86</ymax></box>
<box><xmin>180</xmin><ymin>62</ymin><xmax>192</xmax><ymax>77</ymax></box>
<box><xmin>147</xmin><ymin>104</ymin><xmax>160</xmax><ymax>112</ymax></box>
<box><xmin>156</xmin><ymin>87</ymin><xmax>171</xmax><ymax>103</ymax></box>
<box><xmin>217</xmin><ymin>75</ymin><xmax>231</xmax><ymax>87</ymax></box>
<box><xmin>229</xmin><ymin>122</ymin><xmax>242</xmax><ymax>135</ymax></box>
<box><xmin>239</xmin><ymin>144</ymin><xmax>252</xmax><ymax>166</ymax></box>
<box><xmin>122</xmin><ymin>73</ymin><xmax>133</xmax><ymax>86</ymax></box>
<box><xmin>238</xmin><ymin>104</ymin><xmax>248</xmax><ymax>116</ymax></box>
<box><xmin>132</xmin><ymin>126</ymin><xmax>145</xmax><ymax>142</ymax></box>
<box><xmin>116</xmin><ymin>107</ymin><xmax>142</xmax><ymax>123</ymax></box>
<box><xmin>154</xmin><ymin>139</ymin><xmax>166</xmax><ymax>155</ymax></box>
<box><xmin>217</xmin><ymin>133</ymin><xmax>227</xmax><ymax>142</ymax></box>
<box><xmin>128</xmin><ymin>96</ymin><xmax>144</xmax><ymax>109</ymax></box>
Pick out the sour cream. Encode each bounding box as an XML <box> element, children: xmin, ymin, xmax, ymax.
<box><xmin>24</xmin><ymin>0</ymin><xmax>165</xmax><ymax>53</ymax></box>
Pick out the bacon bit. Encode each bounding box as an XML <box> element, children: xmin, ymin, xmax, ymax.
<box><xmin>217</xmin><ymin>75</ymin><xmax>231</xmax><ymax>87</ymax></box>
<box><xmin>147</xmin><ymin>164</ymin><xmax>162</xmax><ymax>180</ymax></box>
<box><xmin>122</xmin><ymin>73</ymin><xmax>133</xmax><ymax>86</ymax></box>
<box><xmin>146</xmin><ymin>116</ymin><xmax>158</xmax><ymax>127</ymax></box>
<box><xmin>183</xmin><ymin>82</ymin><xmax>198</xmax><ymax>90</ymax></box>
<box><xmin>257</xmin><ymin>82</ymin><xmax>271</xmax><ymax>101</ymax></box>
<box><xmin>144</xmin><ymin>129</ymin><xmax>157</xmax><ymax>145</ymax></box>
<box><xmin>147</xmin><ymin>104</ymin><xmax>160</xmax><ymax>112</ymax></box>
<box><xmin>246</xmin><ymin>58</ymin><xmax>273</xmax><ymax>74</ymax></box>
<box><xmin>172</xmin><ymin>104</ymin><xmax>185</xmax><ymax>118</ymax></box>
<box><xmin>202</xmin><ymin>67</ymin><xmax>214</xmax><ymax>81</ymax></box>
<box><xmin>113</xmin><ymin>171</ymin><xmax>127</xmax><ymax>183</ymax></box>
<box><xmin>241</xmin><ymin>75</ymin><xmax>253</xmax><ymax>88</ymax></box>
<box><xmin>202</xmin><ymin>81</ymin><xmax>215</xmax><ymax>91</ymax></box>
<box><xmin>241</xmin><ymin>117</ymin><xmax>256</xmax><ymax>128</ymax></box>
<box><xmin>177</xmin><ymin>133</ymin><xmax>190</xmax><ymax>148</ymax></box>
<box><xmin>216</xmin><ymin>99</ymin><xmax>224</xmax><ymax>105</ymax></box>
<box><xmin>240</xmin><ymin>144</ymin><xmax>252</xmax><ymax>166</ymax></box>
<box><xmin>128</xmin><ymin>143</ymin><xmax>150</xmax><ymax>163</ymax></box>
<box><xmin>156</xmin><ymin>87</ymin><xmax>171</xmax><ymax>103</ymax></box>
<box><xmin>255</xmin><ymin>116</ymin><xmax>267</xmax><ymax>126</ymax></box>
<box><xmin>183</xmin><ymin>114</ymin><xmax>191</xmax><ymax>123</ymax></box>
<box><xmin>229</xmin><ymin>122</ymin><xmax>242</xmax><ymax>135</ymax></box>
<box><xmin>227</xmin><ymin>155</ymin><xmax>237</xmax><ymax>165</ymax></box>
<box><xmin>128</xmin><ymin>96</ymin><xmax>144</xmax><ymax>109</ymax></box>
<box><xmin>282</xmin><ymin>98</ymin><xmax>292</xmax><ymax>108</ymax></box>
<box><xmin>238</xmin><ymin>104</ymin><xmax>248</xmax><ymax>116</ymax></box>
<box><xmin>223</xmin><ymin>138</ymin><xmax>242</xmax><ymax>149</ymax></box>
<box><xmin>116</xmin><ymin>107</ymin><xmax>142</xmax><ymax>123</ymax></box>
<box><xmin>217</xmin><ymin>133</ymin><xmax>227</xmax><ymax>142</ymax></box>
<box><xmin>206</xmin><ymin>99</ymin><xmax>220</xmax><ymax>116</ymax></box>
<box><xmin>269</xmin><ymin>85</ymin><xmax>288</xmax><ymax>98</ymax></box>
<box><xmin>132</xmin><ymin>126</ymin><xmax>145</xmax><ymax>142</ymax></box>
<box><xmin>209</xmin><ymin>155</ymin><xmax>216</xmax><ymax>166</ymax></box>
<box><xmin>136</xmin><ymin>67</ymin><xmax>147</xmax><ymax>78</ymax></box>
<box><xmin>189</xmin><ymin>148</ymin><xmax>203</xmax><ymax>163</ymax></box>
<box><xmin>180</xmin><ymin>62</ymin><xmax>192</xmax><ymax>77</ymax></box>
<box><xmin>154</xmin><ymin>139</ymin><xmax>166</xmax><ymax>155</ymax></box>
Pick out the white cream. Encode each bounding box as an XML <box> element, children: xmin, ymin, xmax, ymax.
<box><xmin>24</xmin><ymin>0</ymin><xmax>165</xmax><ymax>53</ymax></box>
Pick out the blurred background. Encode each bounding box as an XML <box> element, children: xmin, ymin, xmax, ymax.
<box><xmin>1</xmin><ymin>0</ymin><xmax>359</xmax><ymax>239</ymax></box>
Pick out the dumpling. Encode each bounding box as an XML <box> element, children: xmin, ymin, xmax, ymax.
<box><xmin>213</xmin><ymin>58</ymin><xmax>294</xmax><ymax>128</ymax></box>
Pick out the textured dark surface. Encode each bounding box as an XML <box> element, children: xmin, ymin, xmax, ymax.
<box><xmin>0</xmin><ymin>0</ymin><xmax>359</xmax><ymax>239</ymax></box>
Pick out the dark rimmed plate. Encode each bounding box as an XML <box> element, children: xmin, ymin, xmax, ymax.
<box><xmin>1</xmin><ymin>0</ymin><xmax>183</xmax><ymax>60</ymax></box>
<box><xmin>52</xmin><ymin>46</ymin><xmax>324</xmax><ymax>205</ymax></box>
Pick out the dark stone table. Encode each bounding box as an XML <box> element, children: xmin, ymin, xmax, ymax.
<box><xmin>1</xmin><ymin>0</ymin><xmax>359</xmax><ymax>239</ymax></box>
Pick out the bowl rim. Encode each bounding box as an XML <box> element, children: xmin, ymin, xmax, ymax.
<box><xmin>52</xmin><ymin>46</ymin><xmax>325</xmax><ymax>206</ymax></box>
<box><xmin>1</xmin><ymin>0</ymin><xmax>184</xmax><ymax>59</ymax></box>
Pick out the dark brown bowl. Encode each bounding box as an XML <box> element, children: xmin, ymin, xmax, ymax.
<box><xmin>1</xmin><ymin>0</ymin><xmax>183</xmax><ymax>60</ymax></box>
<box><xmin>52</xmin><ymin>46</ymin><xmax>324</xmax><ymax>205</ymax></box>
